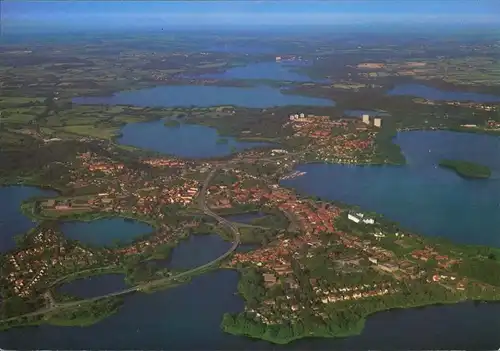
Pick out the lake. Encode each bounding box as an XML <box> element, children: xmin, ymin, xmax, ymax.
<box><xmin>283</xmin><ymin>130</ymin><xmax>500</xmax><ymax>247</ymax></box>
<box><xmin>119</xmin><ymin>121</ymin><xmax>272</xmax><ymax>158</ymax></box>
<box><xmin>60</xmin><ymin>218</ymin><xmax>153</xmax><ymax>247</ymax></box>
<box><xmin>388</xmin><ymin>83</ymin><xmax>500</xmax><ymax>102</ymax></box>
<box><xmin>58</xmin><ymin>274</ymin><xmax>127</xmax><ymax>299</ymax></box>
<box><xmin>73</xmin><ymin>85</ymin><xmax>334</xmax><ymax>108</ymax></box>
<box><xmin>2</xmin><ymin>269</ymin><xmax>500</xmax><ymax>350</ymax></box>
<box><xmin>198</xmin><ymin>61</ymin><xmax>328</xmax><ymax>83</ymax></box>
<box><xmin>163</xmin><ymin>234</ymin><xmax>231</xmax><ymax>270</ymax></box>
<box><xmin>0</xmin><ymin>186</ymin><xmax>57</xmax><ymax>253</ymax></box>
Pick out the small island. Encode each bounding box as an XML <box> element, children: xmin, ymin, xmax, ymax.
<box><xmin>164</xmin><ymin>119</ymin><xmax>181</xmax><ymax>128</ymax></box>
<box><xmin>439</xmin><ymin>159</ymin><xmax>491</xmax><ymax>179</ymax></box>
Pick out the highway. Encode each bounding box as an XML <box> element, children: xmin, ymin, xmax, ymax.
<box><xmin>0</xmin><ymin>164</ymin><xmax>241</xmax><ymax>324</ymax></box>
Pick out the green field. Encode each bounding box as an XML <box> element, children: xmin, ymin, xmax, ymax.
<box><xmin>55</xmin><ymin>125</ymin><xmax>120</xmax><ymax>139</ymax></box>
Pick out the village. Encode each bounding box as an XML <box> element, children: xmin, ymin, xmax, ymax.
<box><xmin>201</xmin><ymin>161</ymin><xmax>476</xmax><ymax>326</ymax></box>
<box><xmin>36</xmin><ymin>152</ymin><xmax>203</xmax><ymax>219</ymax></box>
<box><xmin>2</xmin><ymin>213</ymin><xmax>204</xmax><ymax>298</ymax></box>
<box><xmin>4</xmin><ymin>227</ymin><xmax>111</xmax><ymax>298</ymax></box>
<box><xmin>284</xmin><ymin>113</ymin><xmax>380</xmax><ymax>164</ymax></box>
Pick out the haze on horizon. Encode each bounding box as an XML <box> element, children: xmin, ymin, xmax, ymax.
<box><xmin>2</xmin><ymin>0</ymin><xmax>500</xmax><ymax>32</ymax></box>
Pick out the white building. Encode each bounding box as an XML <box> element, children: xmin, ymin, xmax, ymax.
<box><xmin>271</xmin><ymin>149</ymin><xmax>288</xmax><ymax>154</ymax></box>
<box><xmin>362</xmin><ymin>114</ymin><xmax>370</xmax><ymax>125</ymax></box>
<box><xmin>348</xmin><ymin>214</ymin><xmax>360</xmax><ymax>223</ymax></box>
<box><xmin>348</xmin><ymin>212</ymin><xmax>375</xmax><ymax>224</ymax></box>
<box><xmin>374</xmin><ymin>117</ymin><xmax>382</xmax><ymax>128</ymax></box>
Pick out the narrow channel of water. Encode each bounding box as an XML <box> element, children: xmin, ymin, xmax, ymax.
<box><xmin>163</xmin><ymin>234</ymin><xmax>231</xmax><ymax>270</ymax></box>
<box><xmin>57</xmin><ymin>274</ymin><xmax>127</xmax><ymax>299</ymax></box>
<box><xmin>388</xmin><ymin>83</ymin><xmax>500</xmax><ymax>102</ymax></box>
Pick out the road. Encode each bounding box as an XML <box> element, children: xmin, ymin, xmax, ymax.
<box><xmin>1</xmin><ymin>153</ymin><xmax>296</xmax><ymax>324</ymax></box>
<box><xmin>0</xmin><ymin>164</ymin><xmax>241</xmax><ymax>324</ymax></box>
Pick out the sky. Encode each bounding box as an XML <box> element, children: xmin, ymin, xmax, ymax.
<box><xmin>3</xmin><ymin>0</ymin><xmax>500</xmax><ymax>30</ymax></box>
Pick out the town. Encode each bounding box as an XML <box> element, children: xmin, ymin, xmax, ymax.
<box><xmin>1</xmin><ymin>108</ymin><xmax>500</xmax><ymax>346</ymax></box>
<box><xmin>284</xmin><ymin>113</ymin><xmax>381</xmax><ymax>164</ymax></box>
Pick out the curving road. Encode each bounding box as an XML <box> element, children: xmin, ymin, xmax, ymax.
<box><xmin>1</xmin><ymin>154</ymin><xmax>294</xmax><ymax>324</ymax></box>
<box><xmin>0</xmin><ymin>165</ymin><xmax>241</xmax><ymax>324</ymax></box>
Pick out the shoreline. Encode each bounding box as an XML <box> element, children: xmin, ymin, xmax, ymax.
<box><xmin>221</xmin><ymin>294</ymin><xmax>500</xmax><ymax>345</ymax></box>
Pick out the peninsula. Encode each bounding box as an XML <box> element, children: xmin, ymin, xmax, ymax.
<box><xmin>1</xmin><ymin>29</ymin><xmax>500</xmax><ymax>348</ymax></box>
<box><xmin>439</xmin><ymin>159</ymin><xmax>491</xmax><ymax>179</ymax></box>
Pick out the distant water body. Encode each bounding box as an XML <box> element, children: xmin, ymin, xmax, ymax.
<box><xmin>198</xmin><ymin>61</ymin><xmax>329</xmax><ymax>83</ymax></box>
<box><xmin>388</xmin><ymin>84</ymin><xmax>500</xmax><ymax>103</ymax></box>
<box><xmin>119</xmin><ymin>121</ymin><xmax>273</xmax><ymax>158</ymax></box>
<box><xmin>73</xmin><ymin>85</ymin><xmax>334</xmax><ymax>108</ymax></box>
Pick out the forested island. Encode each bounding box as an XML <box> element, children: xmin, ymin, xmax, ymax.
<box><xmin>439</xmin><ymin>159</ymin><xmax>491</xmax><ymax>179</ymax></box>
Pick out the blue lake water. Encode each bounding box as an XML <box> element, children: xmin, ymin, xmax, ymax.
<box><xmin>165</xmin><ymin>234</ymin><xmax>231</xmax><ymax>270</ymax></box>
<box><xmin>0</xmin><ymin>186</ymin><xmax>57</xmax><ymax>253</ymax></box>
<box><xmin>206</xmin><ymin>43</ymin><xmax>276</xmax><ymax>54</ymax></box>
<box><xmin>73</xmin><ymin>85</ymin><xmax>334</xmax><ymax>108</ymax></box>
<box><xmin>60</xmin><ymin>218</ymin><xmax>153</xmax><ymax>247</ymax></box>
<box><xmin>58</xmin><ymin>274</ymin><xmax>127</xmax><ymax>299</ymax></box>
<box><xmin>2</xmin><ymin>269</ymin><xmax>500</xmax><ymax>350</ymax></box>
<box><xmin>199</xmin><ymin>61</ymin><xmax>328</xmax><ymax>83</ymax></box>
<box><xmin>283</xmin><ymin>130</ymin><xmax>500</xmax><ymax>247</ymax></box>
<box><xmin>119</xmin><ymin>121</ymin><xmax>272</xmax><ymax>158</ymax></box>
<box><xmin>388</xmin><ymin>83</ymin><xmax>500</xmax><ymax>102</ymax></box>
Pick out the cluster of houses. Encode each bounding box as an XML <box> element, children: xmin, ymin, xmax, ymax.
<box><xmin>416</xmin><ymin>99</ymin><xmax>497</xmax><ymax>112</ymax></box>
<box><xmin>411</xmin><ymin>246</ymin><xmax>461</xmax><ymax>269</ymax></box>
<box><xmin>78</xmin><ymin>152</ymin><xmax>125</xmax><ymax>175</ymax></box>
<box><xmin>4</xmin><ymin>228</ymin><xmax>102</xmax><ymax>297</ymax></box>
<box><xmin>141</xmin><ymin>158</ymin><xmax>186</xmax><ymax>168</ymax></box>
<box><xmin>487</xmin><ymin>119</ymin><xmax>500</xmax><ymax>129</ymax></box>
<box><xmin>285</xmin><ymin>113</ymin><xmax>377</xmax><ymax>164</ymax></box>
<box><xmin>313</xmin><ymin>282</ymin><xmax>396</xmax><ymax>303</ymax></box>
<box><xmin>43</xmin><ymin>152</ymin><xmax>202</xmax><ymax>218</ymax></box>
<box><xmin>249</xmin><ymin>280</ymin><xmax>400</xmax><ymax>325</ymax></box>
<box><xmin>114</xmin><ymin>225</ymin><xmax>178</xmax><ymax>256</ymax></box>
